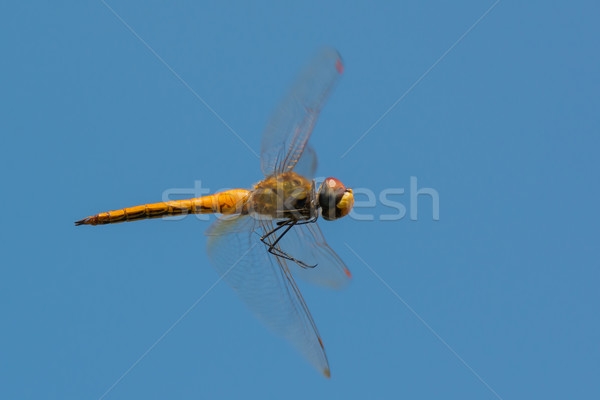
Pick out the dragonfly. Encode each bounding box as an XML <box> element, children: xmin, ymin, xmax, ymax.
<box><xmin>76</xmin><ymin>47</ymin><xmax>354</xmax><ymax>378</ymax></box>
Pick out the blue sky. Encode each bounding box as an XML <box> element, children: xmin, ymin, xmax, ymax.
<box><xmin>2</xmin><ymin>1</ymin><xmax>599</xmax><ymax>399</ymax></box>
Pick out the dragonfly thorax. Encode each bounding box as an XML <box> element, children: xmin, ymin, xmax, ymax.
<box><xmin>246</xmin><ymin>172</ymin><xmax>317</xmax><ymax>220</ymax></box>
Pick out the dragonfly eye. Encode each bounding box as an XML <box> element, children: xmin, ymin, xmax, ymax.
<box><xmin>318</xmin><ymin>177</ymin><xmax>354</xmax><ymax>221</ymax></box>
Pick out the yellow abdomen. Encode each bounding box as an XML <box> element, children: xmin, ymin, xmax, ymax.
<box><xmin>75</xmin><ymin>189</ymin><xmax>249</xmax><ymax>226</ymax></box>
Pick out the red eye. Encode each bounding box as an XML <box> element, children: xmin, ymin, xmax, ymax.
<box><xmin>325</xmin><ymin>177</ymin><xmax>346</xmax><ymax>196</ymax></box>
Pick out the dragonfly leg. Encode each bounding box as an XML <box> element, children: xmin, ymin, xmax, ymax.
<box><xmin>295</xmin><ymin>216</ymin><xmax>318</xmax><ymax>225</ymax></box>
<box><xmin>260</xmin><ymin>220</ymin><xmax>317</xmax><ymax>269</ymax></box>
<box><xmin>261</xmin><ymin>219</ymin><xmax>293</xmax><ymax>240</ymax></box>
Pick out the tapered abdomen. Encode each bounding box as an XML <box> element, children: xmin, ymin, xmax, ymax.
<box><xmin>75</xmin><ymin>189</ymin><xmax>249</xmax><ymax>226</ymax></box>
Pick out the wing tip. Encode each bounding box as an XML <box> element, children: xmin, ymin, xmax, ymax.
<box><xmin>335</xmin><ymin>58</ymin><xmax>344</xmax><ymax>75</ymax></box>
<box><xmin>344</xmin><ymin>267</ymin><xmax>352</xmax><ymax>279</ymax></box>
<box><xmin>323</xmin><ymin>368</ymin><xmax>331</xmax><ymax>378</ymax></box>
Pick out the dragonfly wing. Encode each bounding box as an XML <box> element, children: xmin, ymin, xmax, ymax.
<box><xmin>277</xmin><ymin>222</ymin><xmax>352</xmax><ymax>289</ymax></box>
<box><xmin>261</xmin><ymin>47</ymin><xmax>343</xmax><ymax>177</ymax></box>
<box><xmin>290</xmin><ymin>144</ymin><xmax>318</xmax><ymax>179</ymax></box>
<box><xmin>206</xmin><ymin>215</ymin><xmax>331</xmax><ymax>377</ymax></box>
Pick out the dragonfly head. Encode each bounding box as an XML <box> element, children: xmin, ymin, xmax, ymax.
<box><xmin>318</xmin><ymin>177</ymin><xmax>354</xmax><ymax>221</ymax></box>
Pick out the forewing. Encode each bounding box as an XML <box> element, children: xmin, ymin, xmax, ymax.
<box><xmin>290</xmin><ymin>145</ymin><xmax>318</xmax><ymax>179</ymax></box>
<box><xmin>277</xmin><ymin>222</ymin><xmax>352</xmax><ymax>289</ymax></box>
<box><xmin>205</xmin><ymin>216</ymin><xmax>331</xmax><ymax>377</ymax></box>
<box><xmin>261</xmin><ymin>47</ymin><xmax>343</xmax><ymax>176</ymax></box>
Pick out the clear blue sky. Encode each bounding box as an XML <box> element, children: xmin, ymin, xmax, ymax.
<box><xmin>2</xmin><ymin>1</ymin><xmax>599</xmax><ymax>399</ymax></box>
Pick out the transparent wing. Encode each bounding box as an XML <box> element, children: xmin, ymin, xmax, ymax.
<box><xmin>277</xmin><ymin>222</ymin><xmax>352</xmax><ymax>289</ymax></box>
<box><xmin>205</xmin><ymin>215</ymin><xmax>331</xmax><ymax>377</ymax></box>
<box><xmin>290</xmin><ymin>145</ymin><xmax>318</xmax><ymax>179</ymax></box>
<box><xmin>261</xmin><ymin>47</ymin><xmax>343</xmax><ymax>177</ymax></box>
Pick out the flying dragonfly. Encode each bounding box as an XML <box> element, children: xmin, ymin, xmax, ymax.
<box><xmin>76</xmin><ymin>47</ymin><xmax>354</xmax><ymax>377</ymax></box>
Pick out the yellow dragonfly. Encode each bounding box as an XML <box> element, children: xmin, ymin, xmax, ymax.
<box><xmin>76</xmin><ymin>47</ymin><xmax>354</xmax><ymax>377</ymax></box>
